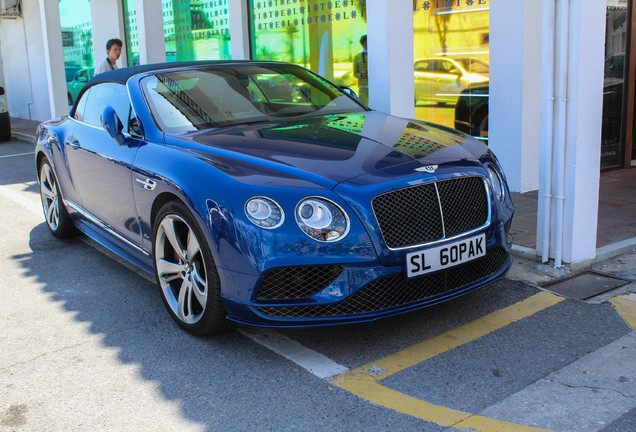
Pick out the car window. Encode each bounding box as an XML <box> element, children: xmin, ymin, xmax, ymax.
<box><xmin>73</xmin><ymin>88</ymin><xmax>90</xmax><ymax>121</ymax></box>
<box><xmin>414</xmin><ymin>60</ymin><xmax>432</xmax><ymax>72</ymax></box>
<box><xmin>81</xmin><ymin>83</ymin><xmax>131</xmax><ymax>130</ymax></box>
<box><xmin>434</xmin><ymin>60</ymin><xmax>455</xmax><ymax>74</ymax></box>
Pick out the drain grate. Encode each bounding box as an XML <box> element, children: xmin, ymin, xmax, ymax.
<box><xmin>542</xmin><ymin>271</ymin><xmax>630</xmax><ymax>300</ymax></box>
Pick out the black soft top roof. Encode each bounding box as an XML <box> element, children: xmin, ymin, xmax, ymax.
<box><xmin>86</xmin><ymin>60</ymin><xmax>283</xmax><ymax>86</ymax></box>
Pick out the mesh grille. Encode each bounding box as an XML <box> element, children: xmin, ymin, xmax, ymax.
<box><xmin>437</xmin><ymin>177</ymin><xmax>489</xmax><ymax>238</ymax></box>
<box><xmin>254</xmin><ymin>247</ymin><xmax>508</xmax><ymax>319</ymax></box>
<box><xmin>372</xmin><ymin>176</ymin><xmax>489</xmax><ymax>249</ymax></box>
<box><xmin>372</xmin><ymin>182</ymin><xmax>443</xmax><ymax>248</ymax></box>
<box><xmin>256</xmin><ymin>265</ymin><xmax>344</xmax><ymax>300</ymax></box>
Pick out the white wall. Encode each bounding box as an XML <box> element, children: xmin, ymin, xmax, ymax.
<box><xmin>561</xmin><ymin>0</ymin><xmax>605</xmax><ymax>263</ymax></box>
<box><xmin>490</xmin><ymin>0</ymin><xmax>542</xmax><ymax>193</ymax></box>
<box><xmin>0</xmin><ymin>0</ymin><xmax>66</xmax><ymax>121</ymax></box>
<box><xmin>0</xmin><ymin>16</ymin><xmax>34</xmax><ymax>119</ymax></box>
<box><xmin>366</xmin><ymin>0</ymin><xmax>414</xmax><ymax>118</ymax></box>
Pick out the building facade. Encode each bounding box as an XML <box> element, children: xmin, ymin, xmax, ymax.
<box><xmin>0</xmin><ymin>0</ymin><xmax>631</xmax><ymax>267</ymax></box>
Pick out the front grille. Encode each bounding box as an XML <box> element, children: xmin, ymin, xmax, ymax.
<box><xmin>254</xmin><ymin>247</ymin><xmax>508</xmax><ymax>319</ymax></box>
<box><xmin>256</xmin><ymin>265</ymin><xmax>344</xmax><ymax>300</ymax></box>
<box><xmin>372</xmin><ymin>176</ymin><xmax>489</xmax><ymax>249</ymax></box>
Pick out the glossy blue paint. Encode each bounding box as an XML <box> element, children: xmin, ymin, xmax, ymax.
<box><xmin>35</xmin><ymin>62</ymin><xmax>515</xmax><ymax>329</ymax></box>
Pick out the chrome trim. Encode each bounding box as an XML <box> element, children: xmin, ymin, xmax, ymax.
<box><xmin>372</xmin><ymin>176</ymin><xmax>492</xmax><ymax>251</ymax></box>
<box><xmin>135</xmin><ymin>178</ymin><xmax>156</xmax><ymax>191</ymax></box>
<box><xmin>65</xmin><ymin>200</ymin><xmax>149</xmax><ymax>256</ymax></box>
<box><xmin>433</xmin><ymin>182</ymin><xmax>446</xmax><ymax>239</ymax></box>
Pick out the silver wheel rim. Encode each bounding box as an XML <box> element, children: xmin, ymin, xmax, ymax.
<box><xmin>40</xmin><ymin>163</ymin><xmax>60</xmax><ymax>231</ymax></box>
<box><xmin>155</xmin><ymin>214</ymin><xmax>208</xmax><ymax>325</ymax></box>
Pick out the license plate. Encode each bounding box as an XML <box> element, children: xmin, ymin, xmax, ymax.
<box><xmin>406</xmin><ymin>234</ymin><xmax>486</xmax><ymax>278</ymax></box>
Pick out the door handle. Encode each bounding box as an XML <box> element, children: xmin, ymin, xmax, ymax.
<box><xmin>135</xmin><ymin>178</ymin><xmax>156</xmax><ymax>191</ymax></box>
<box><xmin>66</xmin><ymin>139</ymin><xmax>80</xmax><ymax>147</ymax></box>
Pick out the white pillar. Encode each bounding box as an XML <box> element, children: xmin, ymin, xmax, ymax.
<box><xmin>559</xmin><ymin>0</ymin><xmax>605</xmax><ymax>263</ymax></box>
<box><xmin>136</xmin><ymin>0</ymin><xmax>166</xmax><ymax>64</ymax></box>
<box><xmin>490</xmin><ymin>0</ymin><xmax>542</xmax><ymax>193</ymax></box>
<box><xmin>229</xmin><ymin>0</ymin><xmax>250</xmax><ymax>60</ymax></box>
<box><xmin>3</xmin><ymin>0</ymin><xmax>68</xmax><ymax>120</ymax></box>
<box><xmin>366</xmin><ymin>0</ymin><xmax>414</xmax><ymax>118</ymax></box>
<box><xmin>90</xmin><ymin>0</ymin><xmax>127</xmax><ymax>68</ymax></box>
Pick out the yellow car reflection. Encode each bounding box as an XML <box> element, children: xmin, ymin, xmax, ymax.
<box><xmin>414</xmin><ymin>57</ymin><xmax>489</xmax><ymax>106</ymax></box>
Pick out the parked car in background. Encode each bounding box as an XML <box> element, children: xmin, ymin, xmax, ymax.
<box><xmin>415</xmin><ymin>57</ymin><xmax>489</xmax><ymax>106</ymax></box>
<box><xmin>65</xmin><ymin>66</ymin><xmax>94</xmax><ymax>105</ymax></box>
<box><xmin>0</xmin><ymin>85</ymin><xmax>10</xmax><ymax>141</ymax></box>
<box><xmin>454</xmin><ymin>82</ymin><xmax>489</xmax><ymax>141</ymax></box>
<box><xmin>36</xmin><ymin>61</ymin><xmax>513</xmax><ymax>335</ymax></box>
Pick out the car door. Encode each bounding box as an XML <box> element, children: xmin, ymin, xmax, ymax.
<box><xmin>66</xmin><ymin>82</ymin><xmax>144</xmax><ymax>248</ymax></box>
<box><xmin>414</xmin><ymin>59</ymin><xmax>435</xmax><ymax>103</ymax></box>
<box><xmin>433</xmin><ymin>59</ymin><xmax>463</xmax><ymax>101</ymax></box>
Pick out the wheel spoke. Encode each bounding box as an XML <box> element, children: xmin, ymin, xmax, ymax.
<box><xmin>177</xmin><ymin>278</ymin><xmax>193</xmax><ymax>321</ymax></box>
<box><xmin>156</xmin><ymin>258</ymin><xmax>185</xmax><ymax>282</ymax></box>
<box><xmin>186</xmin><ymin>229</ymin><xmax>201</xmax><ymax>262</ymax></box>
<box><xmin>191</xmin><ymin>265</ymin><xmax>208</xmax><ymax>306</ymax></box>
<box><xmin>46</xmin><ymin>200</ymin><xmax>57</xmax><ymax>227</ymax></box>
<box><xmin>41</xmin><ymin>183</ymin><xmax>55</xmax><ymax>201</ymax></box>
<box><xmin>161</xmin><ymin>218</ymin><xmax>186</xmax><ymax>262</ymax></box>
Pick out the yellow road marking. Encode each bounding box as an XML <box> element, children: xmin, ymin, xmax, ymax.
<box><xmin>611</xmin><ymin>293</ymin><xmax>636</xmax><ymax>331</ymax></box>
<box><xmin>329</xmin><ymin>292</ymin><xmax>564</xmax><ymax>431</ymax></box>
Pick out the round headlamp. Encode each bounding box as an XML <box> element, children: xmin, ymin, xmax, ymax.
<box><xmin>245</xmin><ymin>197</ymin><xmax>284</xmax><ymax>229</ymax></box>
<box><xmin>295</xmin><ymin>197</ymin><xmax>350</xmax><ymax>242</ymax></box>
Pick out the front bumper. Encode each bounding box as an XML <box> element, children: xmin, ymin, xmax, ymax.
<box><xmin>219</xmin><ymin>219</ymin><xmax>513</xmax><ymax>328</ymax></box>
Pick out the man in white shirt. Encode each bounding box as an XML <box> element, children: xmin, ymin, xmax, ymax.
<box><xmin>95</xmin><ymin>38</ymin><xmax>123</xmax><ymax>74</ymax></box>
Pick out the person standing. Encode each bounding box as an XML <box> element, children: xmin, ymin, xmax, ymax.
<box><xmin>95</xmin><ymin>38</ymin><xmax>123</xmax><ymax>74</ymax></box>
<box><xmin>353</xmin><ymin>35</ymin><xmax>368</xmax><ymax>105</ymax></box>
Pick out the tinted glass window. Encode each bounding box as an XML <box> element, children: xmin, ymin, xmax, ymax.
<box><xmin>73</xmin><ymin>88</ymin><xmax>90</xmax><ymax>121</ymax></box>
<box><xmin>81</xmin><ymin>83</ymin><xmax>131</xmax><ymax>130</ymax></box>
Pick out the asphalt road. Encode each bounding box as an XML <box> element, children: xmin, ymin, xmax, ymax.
<box><xmin>1</xmin><ymin>137</ymin><xmax>634</xmax><ymax>432</ymax></box>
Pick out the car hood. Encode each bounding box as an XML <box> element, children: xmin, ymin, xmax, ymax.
<box><xmin>172</xmin><ymin>111</ymin><xmax>482</xmax><ymax>188</ymax></box>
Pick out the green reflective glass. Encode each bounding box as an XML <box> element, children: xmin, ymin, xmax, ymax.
<box><xmin>162</xmin><ymin>0</ymin><xmax>231</xmax><ymax>62</ymax></box>
<box><xmin>249</xmin><ymin>0</ymin><xmax>368</xmax><ymax>104</ymax></box>
<box><xmin>123</xmin><ymin>0</ymin><xmax>139</xmax><ymax>66</ymax></box>
<box><xmin>413</xmin><ymin>0</ymin><xmax>490</xmax><ymax>142</ymax></box>
<box><xmin>59</xmin><ymin>0</ymin><xmax>95</xmax><ymax>105</ymax></box>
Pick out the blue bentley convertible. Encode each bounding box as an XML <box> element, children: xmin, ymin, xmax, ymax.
<box><xmin>36</xmin><ymin>61</ymin><xmax>514</xmax><ymax>335</ymax></box>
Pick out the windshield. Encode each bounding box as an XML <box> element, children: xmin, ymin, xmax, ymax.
<box><xmin>455</xmin><ymin>59</ymin><xmax>489</xmax><ymax>75</ymax></box>
<box><xmin>141</xmin><ymin>65</ymin><xmax>365</xmax><ymax>133</ymax></box>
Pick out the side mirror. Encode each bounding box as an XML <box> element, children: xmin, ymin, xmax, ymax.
<box><xmin>339</xmin><ymin>86</ymin><xmax>359</xmax><ymax>100</ymax></box>
<box><xmin>0</xmin><ymin>87</ymin><xmax>4</xmax><ymax>96</ymax></box>
<box><xmin>101</xmin><ymin>105</ymin><xmax>125</xmax><ymax>145</ymax></box>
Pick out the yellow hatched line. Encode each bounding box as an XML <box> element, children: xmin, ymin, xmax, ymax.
<box><xmin>329</xmin><ymin>292</ymin><xmax>564</xmax><ymax>431</ymax></box>
<box><xmin>611</xmin><ymin>294</ymin><xmax>636</xmax><ymax>332</ymax></box>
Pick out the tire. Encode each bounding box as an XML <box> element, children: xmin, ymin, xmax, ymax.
<box><xmin>153</xmin><ymin>200</ymin><xmax>231</xmax><ymax>335</ymax></box>
<box><xmin>68</xmin><ymin>93</ymin><xmax>73</xmax><ymax>106</ymax></box>
<box><xmin>38</xmin><ymin>158</ymin><xmax>76</xmax><ymax>238</ymax></box>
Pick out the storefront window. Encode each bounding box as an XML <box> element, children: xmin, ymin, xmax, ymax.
<box><xmin>59</xmin><ymin>0</ymin><xmax>94</xmax><ymax>105</ymax></box>
<box><xmin>249</xmin><ymin>0</ymin><xmax>368</xmax><ymax>103</ymax></box>
<box><xmin>162</xmin><ymin>0</ymin><xmax>231</xmax><ymax>62</ymax></box>
<box><xmin>602</xmin><ymin>1</ymin><xmax>628</xmax><ymax>170</ymax></box>
<box><xmin>413</xmin><ymin>0</ymin><xmax>490</xmax><ymax>141</ymax></box>
<box><xmin>123</xmin><ymin>0</ymin><xmax>139</xmax><ymax>67</ymax></box>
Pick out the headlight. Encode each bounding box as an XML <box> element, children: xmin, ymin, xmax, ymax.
<box><xmin>0</xmin><ymin>100</ymin><xmax>7</xmax><ymax>114</ymax></box>
<box><xmin>296</xmin><ymin>197</ymin><xmax>350</xmax><ymax>242</ymax></box>
<box><xmin>245</xmin><ymin>197</ymin><xmax>285</xmax><ymax>229</ymax></box>
<box><xmin>487</xmin><ymin>165</ymin><xmax>505</xmax><ymax>202</ymax></box>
